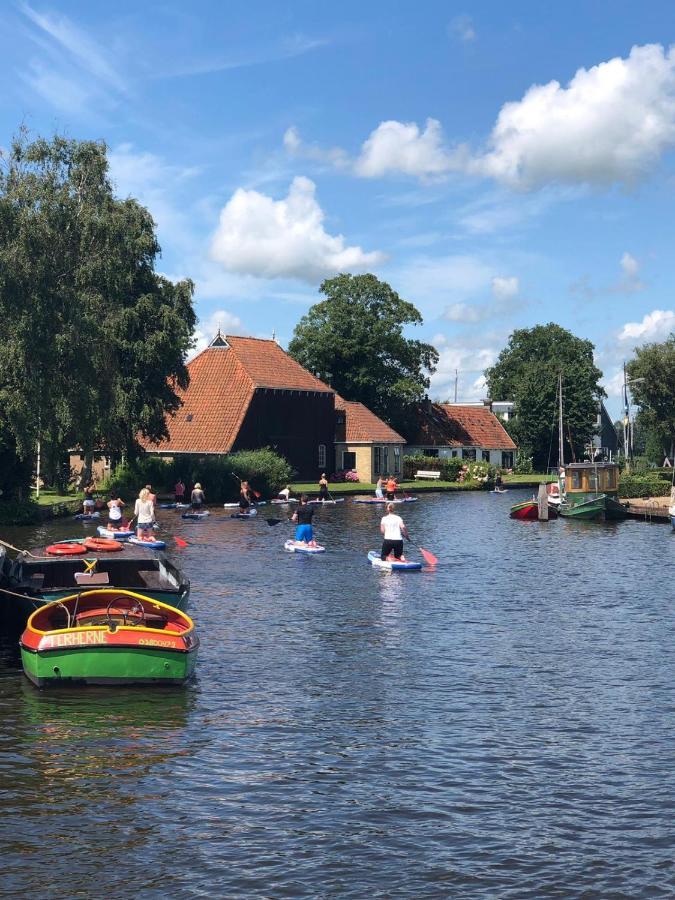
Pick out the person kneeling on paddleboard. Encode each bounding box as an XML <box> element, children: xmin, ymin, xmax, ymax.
<box><xmin>278</xmin><ymin>484</ymin><xmax>292</xmax><ymax>501</ymax></box>
<box><xmin>380</xmin><ymin>502</ymin><xmax>409</xmax><ymax>561</ymax></box>
<box><xmin>292</xmin><ymin>494</ymin><xmax>316</xmax><ymax>545</ymax></box>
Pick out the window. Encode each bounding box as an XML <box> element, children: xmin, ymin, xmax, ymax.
<box><xmin>464</xmin><ymin>449</ymin><xmax>476</xmax><ymax>461</ymax></box>
<box><xmin>426</xmin><ymin>448</ymin><xmax>439</xmax><ymax>458</ymax></box>
<box><xmin>383</xmin><ymin>446</ymin><xmax>389</xmax><ymax>473</ymax></box>
<box><xmin>451</xmin><ymin>450</ymin><xmax>460</xmax><ymax>458</ymax></box>
<box><xmin>482</xmin><ymin>450</ymin><xmax>490</xmax><ymax>462</ymax></box>
<box><xmin>604</xmin><ymin>468</ymin><xmax>616</xmax><ymax>489</ymax></box>
<box><xmin>342</xmin><ymin>450</ymin><xmax>356</xmax><ymax>470</ymax></box>
<box><xmin>501</xmin><ymin>451</ymin><xmax>513</xmax><ymax>468</ymax></box>
<box><xmin>393</xmin><ymin>447</ymin><xmax>401</xmax><ymax>474</ymax></box>
<box><xmin>318</xmin><ymin>444</ymin><xmax>326</xmax><ymax>468</ymax></box>
<box><xmin>571</xmin><ymin>471</ymin><xmax>582</xmax><ymax>490</ymax></box>
<box><xmin>373</xmin><ymin>446</ymin><xmax>382</xmax><ymax>475</ymax></box>
<box><xmin>589</xmin><ymin>469</ymin><xmax>599</xmax><ymax>491</ymax></box>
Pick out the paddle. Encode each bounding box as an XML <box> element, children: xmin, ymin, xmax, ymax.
<box><xmin>265</xmin><ymin>517</ymin><xmax>285</xmax><ymax>526</ymax></box>
<box><xmin>405</xmin><ymin>535</ymin><xmax>438</xmax><ymax>566</ymax></box>
<box><xmin>174</xmin><ymin>536</ymin><xmax>189</xmax><ymax>548</ymax></box>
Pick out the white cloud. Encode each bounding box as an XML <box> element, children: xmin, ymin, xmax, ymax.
<box><xmin>354</xmin><ymin>119</ymin><xmax>461</xmax><ymax>179</ymax></box>
<box><xmin>448</xmin><ymin>14</ymin><xmax>476</xmax><ymax>43</ymax></box>
<box><xmin>283</xmin><ymin>127</ymin><xmax>349</xmax><ymax>169</ymax></box>
<box><xmin>491</xmin><ymin>275</ymin><xmax>519</xmax><ymax>300</ymax></box>
<box><xmin>210</xmin><ymin>176</ymin><xmax>386</xmax><ymax>283</ymax></box>
<box><xmin>294</xmin><ymin>44</ymin><xmax>675</xmax><ymax>191</ymax></box>
<box><xmin>618</xmin><ymin>309</ymin><xmax>675</xmax><ymax>342</ymax></box>
<box><xmin>430</xmin><ymin>343</ymin><xmax>498</xmax><ymax>401</ymax></box>
<box><xmin>470</xmin><ymin>44</ymin><xmax>675</xmax><ymax>190</ymax></box>
<box><xmin>444</xmin><ymin>303</ymin><xmax>484</xmax><ymax>323</ymax></box>
<box><xmin>191</xmin><ymin>309</ymin><xmax>245</xmax><ymax>357</ymax></box>
<box><xmin>621</xmin><ymin>252</ymin><xmax>639</xmax><ymax>278</ymax></box>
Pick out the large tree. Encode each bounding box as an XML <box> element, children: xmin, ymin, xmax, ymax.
<box><xmin>288</xmin><ymin>273</ymin><xmax>438</xmax><ymax>430</ymax></box>
<box><xmin>626</xmin><ymin>335</ymin><xmax>675</xmax><ymax>460</ymax></box>
<box><xmin>485</xmin><ymin>323</ymin><xmax>604</xmax><ymax>469</ymax></box>
<box><xmin>0</xmin><ymin>131</ymin><xmax>195</xmax><ymax>490</ymax></box>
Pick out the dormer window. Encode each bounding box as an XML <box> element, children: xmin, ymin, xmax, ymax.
<box><xmin>209</xmin><ymin>329</ymin><xmax>229</xmax><ymax>348</ymax></box>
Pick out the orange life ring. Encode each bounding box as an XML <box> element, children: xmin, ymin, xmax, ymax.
<box><xmin>46</xmin><ymin>543</ymin><xmax>86</xmax><ymax>556</ymax></box>
<box><xmin>83</xmin><ymin>537</ymin><xmax>123</xmax><ymax>552</ymax></box>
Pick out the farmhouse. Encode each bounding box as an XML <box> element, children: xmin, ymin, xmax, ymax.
<box><xmin>141</xmin><ymin>333</ymin><xmax>404</xmax><ymax>482</ymax></box>
<box><xmin>404</xmin><ymin>401</ymin><xmax>517</xmax><ymax>468</ymax></box>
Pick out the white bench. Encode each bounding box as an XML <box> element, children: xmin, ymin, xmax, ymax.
<box><xmin>415</xmin><ymin>470</ymin><xmax>441</xmax><ymax>480</ymax></box>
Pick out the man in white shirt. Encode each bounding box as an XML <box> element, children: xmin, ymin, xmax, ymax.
<box><xmin>380</xmin><ymin>502</ymin><xmax>409</xmax><ymax>561</ymax></box>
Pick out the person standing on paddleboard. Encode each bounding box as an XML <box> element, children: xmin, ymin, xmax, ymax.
<box><xmin>191</xmin><ymin>482</ymin><xmax>205</xmax><ymax>510</ymax></box>
<box><xmin>238</xmin><ymin>482</ymin><xmax>250</xmax><ymax>512</ymax></box>
<box><xmin>375</xmin><ymin>476</ymin><xmax>384</xmax><ymax>499</ymax></box>
<box><xmin>134</xmin><ymin>488</ymin><xmax>155</xmax><ymax>541</ymax></box>
<box><xmin>380</xmin><ymin>502</ymin><xmax>409</xmax><ymax>561</ymax></box>
<box><xmin>175</xmin><ymin>479</ymin><xmax>186</xmax><ymax>503</ymax></box>
<box><xmin>318</xmin><ymin>474</ymin><xmax>329</xmax><ymax>502</ymax></box>
<box><xmin>292</xmin><ymin>494</ymin><xmax>317</xmax><ymax>545</ymax></box>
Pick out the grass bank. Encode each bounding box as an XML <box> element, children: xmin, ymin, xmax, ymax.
<box><xmin>290</xmin><ymin>480</ymin><xmax>488</xmax><ymax>495</ymax></box>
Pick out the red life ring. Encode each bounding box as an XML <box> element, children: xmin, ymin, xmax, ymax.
<box><xmin>83</xmin><ymin>537</ymin><xmax>123</xmax><ymax>552</ymax></box>
<box><xmin>46</xmin><ymin>543</ymin><xmax>86</xmax><ymax>556</ymax></box>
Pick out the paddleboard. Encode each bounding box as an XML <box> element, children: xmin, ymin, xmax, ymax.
<box><xmin>97</xmin><ymin>526</ymin><xmax>133</xmax><ymax>540</ymax></box>
<box><xmin>128</xmin><ymin>536</ymin><xmax>166</xmax><ymax>549</ymax></box>
<box><xmin>230</xmin><ymin>509</ymin><xmax>258</xmax><ymax>518</ymax></box>
<box><xmin>308</xmin><ymin>498</ymin><xmax>344</xmax><ymax>505</ymax></box>
<box><xmin>74</xmin><ymin>512</ymin><xmax>100</xmax><ymax>521</ymax></box>
<box><xmin>223</xmin><ymin>502</ymin><xmax>267</xmax><ymax>508</ymax></box>
<box><xmin>181</xmin><ymin>511</ymin><xmax>210</xmax><ymax>520</ymax></box>
<box><xmin>367</xmin><ymin>550</ymin><xmax>422</xmax><ymax>571</ymax></box>
<box><xmin>176</xmin><ymin>503</ymin><xmax>191</xmax><ymax>508</ymax></box>
<box><xmin>271</xmin><ymin>498</ymin><xmax>298</xmax><ymax>504</ymax></box>
<box><xmin>159</xmin><ymin>502</ymin><xmax>177</xmax><ymax>509</ymax></box>
<box><xmin>491</xmin><ymin>489</ymin><xmax>508</xmax><ymax>494</ymax></box>
<box><xmin>284</xmin><ymin>539</ymin><xmax>326</xmax><ymax>554</ymax></box>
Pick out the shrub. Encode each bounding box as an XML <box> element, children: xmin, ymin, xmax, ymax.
<box><xmin>402</xmin><ymin>455</ymin><xmax>441</xmax><ymax>479</ymax></box>
<box><xmin>440</xmin><ymin>458</ymin><xmax>464</xmax><ymax>482</ymax></box>
<box><xmin>514</xmin><ymin>451</ymin><xmax>534</xmax><ymax>474</ymax></box>
<box><xmin>618</xmin><ymin>475</ymin><xmax>672</xmax><ymax>499</ymax></box>
<box><xmin>330</xmin><ymin>469</ymin><xmax>359</xmax><ymax>483</ymax></box>
<box><xmin>0</xmin><ymin>498</ymin><xmax>40</xmax><ymax>525</ymax></box>
<box><xmin>101</xmin><ymin>449</ymin><xmax>294</xmax><ymax>503</ymax></box>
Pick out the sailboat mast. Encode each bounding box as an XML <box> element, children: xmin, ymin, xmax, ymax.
<box><xmin>558</xmin><ymin>372</ymin><xmax>564</xmax><ymax>468</ymax></box>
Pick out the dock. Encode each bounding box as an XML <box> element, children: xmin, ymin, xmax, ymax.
<box><xmin>624</xmin><ymin>496</ymin><xmax>672</xmax><ymax>521</ymax></box>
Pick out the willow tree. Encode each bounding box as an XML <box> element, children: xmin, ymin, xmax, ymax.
<box><xmin>0</xmin><ymin>130</ymin><xmax>195</xmax><ymax>491</ymax></box>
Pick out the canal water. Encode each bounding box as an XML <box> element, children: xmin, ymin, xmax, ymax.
<box><xmin>1</xmin><ymin>491</ymin><xmax>674</xmax><ymax>897</ymax></box>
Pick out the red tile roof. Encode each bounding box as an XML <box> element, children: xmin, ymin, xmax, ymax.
<box><xmin>408</xmin><ymin>403</ymin><xmax>516</xmax><ymax>450</ymax></box>
<box><xmin>142</xmin><ymin>335</ymin><xmax>406</xmax><ymax>454</ymax></box>
<box><xmin>335</xmin><ymin>396</ymin><xmax>404</xmax><ymax>443</ymax></box>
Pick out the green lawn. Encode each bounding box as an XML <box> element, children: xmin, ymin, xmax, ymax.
<box><xmin>503</xmin><ymin>473</ymin><xmax>556</xmax><ymax>484</ymax></box>
<box><xmin>34</xmin><ymin>489</ymin><xmax>82</xmax><ymax>506</ymax></box>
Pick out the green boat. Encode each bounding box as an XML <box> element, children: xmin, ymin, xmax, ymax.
<box><xmin>20</xmin><ymin>589</ymin><xmax>198</xmax><ymax>687</ymax></box>
<box><xmin>0</xmin><ymin>544</ymin><xmax>189</xmax><ymax>631</ymax></box>
<box><xmin>558</xmin><ymin>462</ymin><xmax>628</xmax><ymax>522</ymax></box>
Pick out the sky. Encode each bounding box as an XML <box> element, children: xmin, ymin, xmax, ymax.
<box><xmin>2</xmin><ymin>0</ymin><xmax>675</xmax><ymax>414</ymax></box>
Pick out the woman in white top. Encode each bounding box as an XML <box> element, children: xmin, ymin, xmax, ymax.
<box><xmin>380</xmin><ymin>502</ymin><xmax>409</xmax><ymax>561</ymax></box>
<box><xmin>134</xmin><ymin>488</ymin><xmax>155</xmax><ymax>540</ymax></box>
<box><xmin>107</xmin><ymin>494</ymin><xmax>125</xmax><ymax>528</ymax></box>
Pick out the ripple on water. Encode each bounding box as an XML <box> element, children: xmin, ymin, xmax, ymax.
<box><xmin>1</xmin><ymin>492</ymin><xmax>675</xmax><ymax>896</ymax></box>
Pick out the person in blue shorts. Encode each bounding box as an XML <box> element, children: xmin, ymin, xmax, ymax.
<box><xmin>291</xmin><ymin>494</ymin><xmax>316</xmax><ymax>545</ymax></box>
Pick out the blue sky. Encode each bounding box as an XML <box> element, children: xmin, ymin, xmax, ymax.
<box><xmin>2</xmin><ymin>1</ymin><xmax>675</xmax><ymax>414</ymax></box>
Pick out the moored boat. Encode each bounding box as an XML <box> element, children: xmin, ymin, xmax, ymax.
<box><xmin>558</xmin><ymin>462</ymin><xmax>628</xmax><ymax>522</ymax></box>
<box><xmin>20</xmin><ymin>589</ymin><xmax>198</xmax><ymax>687</ymax></box>
<box><xmin>0</xmin><ymin>543</ymin><xmax>190</xmax><ymax>631</ymax></box>
<box><xmin>509</xmin><ymin>497</ymin><xmax>559</xmax><ymax>521</ymax></box>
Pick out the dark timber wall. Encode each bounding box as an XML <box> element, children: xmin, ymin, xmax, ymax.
<box><xmin>234</xmin><ymin>388</ymin><xmax>335</xmax><ymax>479</ymax></box>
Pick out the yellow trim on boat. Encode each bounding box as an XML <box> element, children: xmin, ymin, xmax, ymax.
<box><xmin>26</xmin><ymin>588</ymin><xmax>194</xmax><ymax>636</ymax></box>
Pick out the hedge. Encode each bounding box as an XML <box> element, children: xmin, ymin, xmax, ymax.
<box><xmin>402</xmin><ymin>454</ymin><xmax>495</xmax><ymax>484</ymax></box>
<box><xmin>101</xmin><ymin>449</ymin><xmax>293</xmax><ymax>503</ymax></box>
<box><xmin>617</xmin><ymin>476</ymin><xmax>673</xmax><ymax>499</ymax></box>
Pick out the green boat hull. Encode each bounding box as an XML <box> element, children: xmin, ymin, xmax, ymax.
<box><xmin>21</xmin><ymin>645</ymin><xmax>198</xmax><ymax>687</ymax></box>
<box><xmin>559</xmin><ymin>493</ymin><xmax>628</xmax><ymax>522</ymax></box>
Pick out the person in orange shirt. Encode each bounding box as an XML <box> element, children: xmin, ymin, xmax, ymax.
<box><xmin>385</xmin><ymin>476</ymin><xmax>398</xmax><ymax>500</ymax></box>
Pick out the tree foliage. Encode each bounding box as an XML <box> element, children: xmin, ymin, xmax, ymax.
<box><xmin>0</xmin><ymin>130</ymin><xmax>196</xmax><ymax>493</ymax></box>
<box><xmin>626</xmin><ymin>335</ymin><xmax>675</xmax><ymax>459</ymax></box>
<box><xmin>288</xmin><ymin>273</ymin><xmax>438</xmax><ymax>430</ymax></box>
<box><xmin>485</xmin><ymin>323</ymin><xmax>604</xmax><ymax>469</ymax></box>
